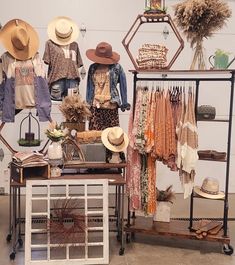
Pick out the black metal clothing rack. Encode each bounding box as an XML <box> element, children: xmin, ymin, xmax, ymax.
<box><xmin>124</xmin><ymin>69</ymin><xmax>234</xmax><ymax>255</ymax></box>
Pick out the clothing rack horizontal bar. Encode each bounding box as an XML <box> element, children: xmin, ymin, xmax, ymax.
<box><xmin>135</xmin><ymin>77</ymin><xmax>233</xmax><ymax>82</ymax></box>
<box><xmin>172</xmin><ymin>217</ymin><xmax>235</xmax><ymax>221</ymax></box>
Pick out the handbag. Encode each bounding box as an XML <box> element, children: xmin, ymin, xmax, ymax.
<box><xmin>197</xmin><ymin>105</ymin><xmax>216</xmax><ymax>120</ymax></box>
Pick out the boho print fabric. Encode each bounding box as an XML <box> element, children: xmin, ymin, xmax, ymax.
<box><xmin>126</xmin><ymin>83</ymin><xmax>198</xmax><ymax>215</ymax></box>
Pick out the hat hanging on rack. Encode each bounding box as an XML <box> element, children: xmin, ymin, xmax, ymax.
<box><xmin>47</xmin><ymin>16</ymin><xmax>79</xmax><ymax>46</ymax></box>
<box><xmin>18</xmin><ymin>111</ymin><xmax>41</xmax><ymax>147</ymax></box>
<box><xmin>0</xmin><ymin>18</ymin><xmax>39</xmax><ymax>60</ymax></box>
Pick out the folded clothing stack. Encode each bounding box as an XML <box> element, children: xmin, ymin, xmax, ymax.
<box><xmin>198</xmin><ymin>150</ymin><xmax>226</xmax><ymax>160</ymax></box>
<box><xmin>136</xmin><ymin>43</ymin><xmax>168</xmax><ymax>69</ymax></box>
<box><xmin>12</xmin><ymin>151</ymin><xmax>48</xmax><ymax>167</ymax></box>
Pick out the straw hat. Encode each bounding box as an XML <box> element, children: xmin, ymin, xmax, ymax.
<box><xmin>0</xmin><ymin>19</ymin><xmax>39</xmax><ymax>60</ymax></box>
<box><xmin>86</xmin><ymin>42</ymin><xmax>120</xmax><ymax>65</ymax></box>
<box><xmin>101</xmin><ymin>127</ymin><xmax>129</xmax><ymax>152</ymax></box>
<box><xmin>194</xmin><ymin>177</ymin><xmax>225</xmax><ymax>199</ymax></box>
<box><xmin>47</xmin><ymin>16</ymin><xmax>79</xmax><ymax>46</ymax></box>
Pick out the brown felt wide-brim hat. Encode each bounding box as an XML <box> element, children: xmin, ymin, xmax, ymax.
<box><xmin>47</xmin><ymin>16</ymin><xmax>79</xmax><ymax>46</ymax></box>
<box><xmin>86</xmin><ymin>42</ymin><xmax>120</xmax><ymax>65</ymax></box>
<box><xmin>0</xmin><ymin>19</ymin><xmax>39</xmax><ymax>60</ymax></box>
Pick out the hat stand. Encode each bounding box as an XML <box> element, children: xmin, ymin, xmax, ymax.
<box><xmin>18</xmin><ymin>111</ymin><xmax>41</xmax><ymax>147</ymax></box>
<box><xmin>108</xmin><ymin>152</ymin><xmax>122</xmax><ymax>163</ymax></box>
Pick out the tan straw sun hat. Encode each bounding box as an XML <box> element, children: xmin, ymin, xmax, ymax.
<box><xmin>47</xmin><ymin>16</ymin><xmax>79</xmax><ymax>46</ymax></box>
<box><xmin>101</xmin><ymin>127</ymin><xmax>129</xmax><ymax>152</ymax></box>
<box><xmin>0</xmin><ymin>19</ymin><xmax>39</xmax><ymax>60</ymax></box>
<box><xmin>194</xmin><ymin>177</ymin><xmax>225</xmax><ymax>199</ymax></box>
<box><xmin>86</xmin><ymin>42</ymin><xmax>120</xmax><ymax>65</ymax></box>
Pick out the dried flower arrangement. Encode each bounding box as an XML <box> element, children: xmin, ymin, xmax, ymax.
<box><xmin>174</xmin><ymin>0</ymin><xmax>232</xmax><ymax>69</ymax></box>
<box><xmin>48</xmin><ymin>198</ymin><xmax>86</xmax><ymax>245</ymax></box>
<box><xmin>156</xmin><ymin>185</ymin><xmax>175</xmax><ymax>203</ymax></box>
<box><xmin>59</xmin><ymin>95</ymin><xmax>91</xmax><ymax>123</ymax></box>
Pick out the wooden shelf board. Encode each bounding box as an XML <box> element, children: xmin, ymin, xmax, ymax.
<box><xmin>125</xmin><ymin>218</ymin><xmax>230</xmax><ymax>244</ymax></box>
<box><xmin>197</xmin><ymin>119</ymin><xmax>229</xmax><ymax>123</ymax></box>
<box><xmin>198</xmin><ymin>158</ymin><xmax>226</xmax><ymax>162</ymax></box>
<box><xmin>64</xmin><ymin>162</ymin><xmax>127</xmax><ymax>169</ymax></box>
<box><xmin>129</xmin><ymin>69</ymin><xmax>235</xmax><ymax>74</ymax></box>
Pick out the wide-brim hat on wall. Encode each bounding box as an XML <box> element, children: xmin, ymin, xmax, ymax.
<box><xmin>194</xmin><ymin>177</ymin><xmax>225</xmax><ymax>199</ymax></box>
<box><xmin>86</xmin><ymin>42</ymin><xmax>120</xmax><ymax>65</ymax></box>
<box><xmin>101</xmin><ymin>127</ymin><xmax>129</xmax><ymax>152</ymax></box>
<box><xmin>47</xmin><ymin>16</ymin><xmax>79</xmax><ymax>46</ymax></box>
<box><xmin>0</xmin><ymin>19</ymin><xmax>39</xmax><ymax>60</ymax></box>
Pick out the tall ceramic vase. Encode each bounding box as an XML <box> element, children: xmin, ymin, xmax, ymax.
<box><xmin>47</xmin><ymin>141</ymin><xmax>63</xmax><ymax>160</ymax></box>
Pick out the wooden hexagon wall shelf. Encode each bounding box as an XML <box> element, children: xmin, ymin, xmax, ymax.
<box><xmin>122</xmin><ymin>13</ymin><xmax>184</xmax><ymax>71</ymax></box>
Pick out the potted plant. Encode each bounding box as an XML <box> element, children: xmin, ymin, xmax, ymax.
<box><xmin>59</xmin><ymin>95</ymin><xmax>91</xmax><ymax>132</ymax></box>
<box><xmin>153</xmin><ymin>185</ymin><xmax>175</xmax><ymax>222</ymax></box>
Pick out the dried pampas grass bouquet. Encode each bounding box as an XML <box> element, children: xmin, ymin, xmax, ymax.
<box><xmin>174</xmin><ymin>0</ymin><xmax>232</xmax><ymax>69</ymax></box>
<box><xmin>59</xmin><ymin>95</ymin><xmax>91</xmax><ymax>123</ymax></box>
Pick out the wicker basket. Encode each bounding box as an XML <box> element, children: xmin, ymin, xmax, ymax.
<box><xmin>76</xmin><ymin>130</ymin><xmax>102</xmax><ymax>144</ymax></box>
<box><xmin>62</xmin><ymin>121</ymin><xmax>86</xmax><ymax>132</ymax></box>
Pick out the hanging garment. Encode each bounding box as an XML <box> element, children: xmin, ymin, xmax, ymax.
<box><xmin>164</xmin><ymin>91</ymin><xmax>177</xmax><ymax>170</ymax></box>
<box><xmin>144</xmin><ymin>90</ymin><xmax>156</xmax><ymax>153</ymax></box>
<box><xmin>126</xmin><ymin>110</ymin><xmax>141</xmax><ymax>211</ymax></box>
<box><xmin>43</xmin><ymin>40</ymin><xmax>83</xmax><ymax>86</ymax></box>
<box><xmin>176</xmin><ymin>91</ymin><xmax>198</xmax><ymax>198</ymax></box>
<box><xmin>88</xmin><ymin>107</ymin><xmax>119</xmax><ymax>131</ymax></box>
<box><xmin>147</xmin><ymin>154</ymin><xmax>156</xmax><ymax>214</ymax></box>
<box><xmin>0</xmin><ymin>52</ymin><xmax>51</xmax><ymax>122</ymax></box>
<box><xmin>154</xmin><ymin>91</ymin><xmax>165</xmax><ymax>159</ymax></box>
<box><xmin>135</xmin><ymin>87</ymin><xmax>149</xmax><ymax>153</ymax></box>
<box><xmin>92</xmin><ymin>66</ymin><xmax>118</xmax><ymax>109</ymax></box>
<box><xmin>140</xmin><ymin>154</ymin><xmax>148</xmax><ymax>214</ymax></box>
<box><xmin>86</xmin><ymin>63</ymin><xmax>130</xmax><ymax>111</ymax></box>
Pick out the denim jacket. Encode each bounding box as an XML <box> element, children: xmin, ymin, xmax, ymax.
<box><xmin>0</xmin><ymin>53</ymin><xmax>51</xmax><ymax>122</ymax></box>
<box><xmin>86</xmin><ymin>63</ymin><xmax>130</xmax><ymax>111</ymax></box>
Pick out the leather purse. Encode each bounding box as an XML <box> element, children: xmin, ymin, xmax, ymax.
<box><xmin>197</xmin><ymin>105</ymin><xmax>216</xmax><ymax>120</ymax></box>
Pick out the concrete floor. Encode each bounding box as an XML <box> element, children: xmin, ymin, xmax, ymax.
<box><xmin>0</xmin><ymin>194</ymin><xmax>235</xmax><ymax>265</ymax></box>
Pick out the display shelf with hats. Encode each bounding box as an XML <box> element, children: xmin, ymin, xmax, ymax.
<box><xmin>123</xmin><ymin>69</ymin><xmax>235</xmax><ymax>254</ymax></box>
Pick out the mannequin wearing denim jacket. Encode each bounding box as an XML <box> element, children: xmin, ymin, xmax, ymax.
<box><xmin>86</xmin><ymin>63</ymin><xmax>130</xmax><ymax>111</ymax></box>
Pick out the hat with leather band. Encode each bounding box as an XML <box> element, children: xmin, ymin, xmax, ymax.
<box><xmin>47</xmin><ymin>16</ymin><xmax>79</xmax><ymax>46</ymax></box>
<box><xmin>194</xmin><ymin>177</ymin><xmax>225</xmax><ymax>199</ymax></box>
<box><xmin>0</xmin><ymin>19</ymin><xmax>39</xmax><ymax>60</ymax></box>
<box><xmin>101</xmin><ymin>127</ymin><xmax>129</xmax><ymax>152</ymax></box>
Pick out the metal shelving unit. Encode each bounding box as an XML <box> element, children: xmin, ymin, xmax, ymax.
<box><xmin>124</xmin><ymin>69</ymin><xmax>235</xmax><ymax>255</ymax></box>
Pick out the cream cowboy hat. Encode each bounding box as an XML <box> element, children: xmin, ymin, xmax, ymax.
<box><xmin>101</xmin><ymin>127</ymin><xmax>129</xmax><ymax>152</ymax></box>
<box><xmin>194</xmin><ymin>177</ymin><xmax>225</xmax><ymax>199</ymax></box>
<box><xmin>0</xmin><ymin>19</ymin><xmax>39</xmax><ymax>60</ymax></box>
<box><xmin>47</xmin><ymin>16</ymin><xmax>79</xmax><ymax>46</ymax></box>
<box><xmin>86</xmin><ymin>42</ymin><xmax>120</xmax><ymax>65</ymax></box>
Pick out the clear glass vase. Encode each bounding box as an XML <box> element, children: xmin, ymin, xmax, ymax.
<box><xmin>190</xmin><ymin>40</ymin><xmax>207</xmax><ymax>70</ymax></box>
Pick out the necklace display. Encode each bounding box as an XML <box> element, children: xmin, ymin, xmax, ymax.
<box><xmin>95</xmin><ymin>72</ymin><xmax>108</xmax><ymax>92</ymax></box>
